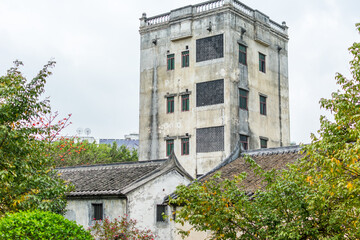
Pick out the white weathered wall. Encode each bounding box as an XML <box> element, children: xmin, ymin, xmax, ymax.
<box><xmin>127</xmin><ymin>170</ymin><xmax>191</xmax><ymax>240</ymax></box>
<box><xmin>64</xmin><ymin>198</ymin><xmax>127</xmax><ymax>229</ymax></box>
<box><xmin>173</xmin><ymin>220</ymin><xmax>211</xmax><ymax>240</ymax></box>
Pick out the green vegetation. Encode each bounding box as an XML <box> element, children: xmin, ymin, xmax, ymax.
<box><xmin>52</xmin><ymin>139</ymin><xmax>138</xmax><ymax>167</ymax></box>
<box><xmin>0</xmin><ymin>59</ymin><xmax>138</xmax><ymax>219</ymax></box>
<box><xmin>90</xmin><ymin>215</ymin><xmax>155</xmax><ymax>240</ymax></box>
<box><xmin>0</xmin><ymin>210</ymin><xmax>93</xmax><ymax>240</ymax></box>
<box><xmin>0</xmin><ymin>61</ymin><xmax>71</xmax><ymax>216</ymax></box>
<box><xmin>171</xmin><ymin>23</ymin><xmax>360</xmax><ymax>239</ymax></box>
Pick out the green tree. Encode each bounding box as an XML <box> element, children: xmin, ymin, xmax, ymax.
<box><xmin>52</xmin><ymin>139</ymin><xmax>138</xmax><ymax>168</ymax></box>
<box><xmin>0</xmin><ymin>61</ymin><xmax>72</xmax><ymax>216</ymax></box>
<box><xmin>171</xmin><ymin>23</ymin><xmax>360</xmax><ymax>239</ymax></box>
<box><xmin>0</xmin><ymin>210</ymin><xmax>93</xmax><ymax>239</ymax></box>
<box><xmin>109</xmin><ymin>142</ymin><xmax>138</xmax><ymax>163</ymax></box>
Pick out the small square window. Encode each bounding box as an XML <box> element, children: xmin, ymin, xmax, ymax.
<box><xmin>166</xmin><ymin>139</ymin><xmax>174</xmax><ymax>156</ymax></box>
<box><xmin>260</xmin><ymin>95</ymin><xmax>267</xmax><ymax>115</ymax></box>
<box><xmin>156</xmin><ymin>205</ymin><xmax>167</xmax><ymax>222</ymax></box>
<box><xmin>181</xmin><ymin>94</ymin><xmax>189</xmax><ymax>112</ymax></box>
<box><xmin>167</xmin><ymin>97</ymin><xmax>174</xmax><ymax>113</ymax></box>
<box><xmin>92</xmin><ymin>203</ymin><xmax>103</xmax><ymax>220</ymax></box>
<box><xmin>239</xmin><ymin>89</ymin><xmax>248</xmax><ymax>110</ymax></box>
<box><xmin>260</xmin><ymin>138</ymin><xmax>268</xmax><ymax>149</ymax></box>
<box><xmin>239</xmin><ymin>44</ymin><xmax>247</xmax><ymax>65</ymax></box>
<box><xmin>240</xmin><ymin>134</ymin><xmax>248</xmax><ymax>150</ymax></box>
<box><xmin>167</xmin><ymin>54</ymin><xmax>175</xmax><ymax>70</ymax></box>
<box><xmin>259</xmin><ymin>53</ymin><xmax>266</xmax><ymax>73</ymax></box>
<box><xmin>181</xmin><ymin>51</ymin><xmax>189</xmax><ymax>68</ymax></box>
<box><xmin>181</xmin><ymin>138</ymin><xmax>189</xmax><ymax>155</ymax></box>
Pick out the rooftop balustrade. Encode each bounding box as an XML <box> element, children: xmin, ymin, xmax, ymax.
<box><xmin>140</xmin><ymin>0</ymin><xmax>287</xmax><ymax>35</ymax></box>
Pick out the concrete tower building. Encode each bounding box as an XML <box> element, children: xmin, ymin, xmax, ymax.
<box><xmin>138</xmin><ymin>0</ymin><xmax>290</xmax><ymax>177</ymax></box>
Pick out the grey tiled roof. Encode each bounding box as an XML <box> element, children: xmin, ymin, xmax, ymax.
<box><xmin>57</xmin><ymin>160</ymin><xmax>165</xmax><ymax>197</ymax></box>
<box><xmin>199</xmin><ymin>145</ymin><xmax>304</xmax><ymax>192</ymax></box>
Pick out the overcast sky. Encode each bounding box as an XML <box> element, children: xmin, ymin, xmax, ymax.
<box><xmin>0</xmin><ymin>0</ymin><xmax>359</xmax><ymax>144</ymax></box>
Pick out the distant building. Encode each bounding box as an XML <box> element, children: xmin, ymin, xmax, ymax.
<box><xmin>99</xmin><ymin>138</ymin><xmax>139</xmax><ymax>150</ymax></box>
<box><xmin>100</xmin><ymin>134</ymin><xmax>139</xmax><ymax>150</ymax></box>
<box><xmin>138</xmin><ymin>0</ymin><xmax>290</xmax><ymax>177</ymax></box>
<box><xmin>75</xmin><ymin>136</ymin><xmax>97</xmax><ymax>144</ymax></box>
<box><xmin>124</xmin><ymin>133</ymin><xmax>139</xmax><ymax>140</ymax></box>
<box><xmin>55</xmin><ymin>135</ymin><xmax>98</xmax><ymax>144</ymax></box>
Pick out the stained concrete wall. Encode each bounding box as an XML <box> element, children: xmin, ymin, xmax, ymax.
<box><xmin>64</xmin><ymin>198</ymin><xmax>126</xmax><ymax>229</ymax></box>
<box><xmin>139</xmin><ymin>1</ymin><xmax>290</xmax><ymax>177</ymax></box>
<box><xmin>127</xmin><ymin>170</ymin><xmax>191</xmax><ymax>240</ymax></box>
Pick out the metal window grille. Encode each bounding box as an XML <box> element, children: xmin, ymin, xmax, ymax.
<box><xmin>196</xmin><ymin>79</ymin><xmax>224</xmax><ymax>107</ymax></box>
<box><xmin>196</xmin><ymin>34</ymin><xmax>224</xmax><ymax>62</ymax></box>
<box><xmin>156</xmin><ymin>205</ymin><xmax>167</xmax><ymax>222</ymax></box>
<box><xmin>259</xmin><ymin>53</ymin><xmax>266</xmax><ymax>73</ymax></box>
<box><xmin>239</xmin><ymin>89</ymin><xmax>248</xmax><ymax>110</ymax></box>
<box><xmin>181</xmin><ymin>94</ymin><xmax>189</xmax><ymax>111</ymax></box>
<box><xmin>260</xmin><ymin>95</ymin><xmax>267</xmax><ymax>115</ymax></box>
<box><xmin>181</xmin><ymin>51</ymin><xmax>189</xmax><ymax>67</ymax></box>
<box><xmin>239</xmin><ymin>44</ymin><xmax>247</xmax><ymax>65</ymax></box>
<box><xmin>167</xmin><ymin>97</ymin><xmax>174</xmax><ymax>113</ymax></box>
<box><xmin>240</xmin><ymin>135</ymin><xmax>248</xmax><ymax>150</ymax></box>
<box><xmin>260</xmin><ymin>138</ymin><xmax>268</xmax><ymax>149</ymax></box>
<box><xmin>167</xmin><ymin>54</ymin><xmax>175</xmax><ymax>70</ymax></box>
<box><xmin>92</xmin><ymin>203</ymin><xmax>103</xmax><ymax>220</ymax></box>
<box><xmin>181</xmin><ymin>138</ymin><xmax>189</xmax><ymax>155</ymax></box>
<box><xmin>166</xmin><ymin>139</ymin><xmax>174</xmax><ymax>156</ymax></box>
<box><xmin>196</xmin><ymin>126</ymin><xmax>224</xmax><ymax>153</ymax></box>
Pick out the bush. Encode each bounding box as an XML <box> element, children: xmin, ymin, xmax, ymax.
<box><xmin>0</xmin><ymin>210</ymin><xmax>93</xmax><ymax>240</ymax></box>
<box><xmin>90</xmin><ymin>215</ymin><xmax>155</xmax><ymax>240</ymax></box>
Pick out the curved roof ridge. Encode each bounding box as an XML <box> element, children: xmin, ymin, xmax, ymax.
<box><xmin>242</xmin><ymin>145</ymin><xmax>302</xmax><ymax>156</ymax></box>
<box><xmin>56</xmin><ymin>159</ymin><xmax>166</xmax><ymax>172</ymax></box>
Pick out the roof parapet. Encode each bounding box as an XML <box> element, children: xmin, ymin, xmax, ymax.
<box><xmin>140</xmin><ymin>0</ymin><xmax>288</xmax><ymax>35</ymax></box>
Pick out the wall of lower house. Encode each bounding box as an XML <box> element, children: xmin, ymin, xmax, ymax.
<box><xmin>127</xmin><ymin>170</ymin><xmax>191</xmax><ymax>240</ymax></box>
<box><xmin>64</xmin><ymin>198</ymin><xmax>126</xmax><ymax>229</ymax></box>
<box><xmin>172</xmin><ymin>219</ymin><xmax>211</xmax><ymax>240</ymax></box>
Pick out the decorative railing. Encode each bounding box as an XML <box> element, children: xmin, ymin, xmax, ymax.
<box><xmin>232</xmin><ymin>0</ymin><xmax>253</xmax><ymax>17</ymax></box>
<box><xmin>143</xmin><ymin>0</ymin><xmax>287</xmax><ymax>35</ymax></box>
<box><xmin>145</xmin><ymin>12</ymin><xmax>170</xmax><ymax>26</ymax></box>
<box><xmin>194</xmin><ymin>0</ymin><xmax>224</xmax><ymax>13</ymax></box>
<box><xmin>269</xmin><ymin>19</ymin><xmax>287</xmax><ymax>34</ymax></box>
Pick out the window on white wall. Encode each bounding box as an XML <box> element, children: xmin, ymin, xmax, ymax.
<box><xmin>92</xmin><ymin>203</ymin><xmax>103</xmax><ymax>220</ymax></box>
<box><xmin>156</xmin><ymin>204</ymin><xmax>167</xmax><ymax>222</ymax></box>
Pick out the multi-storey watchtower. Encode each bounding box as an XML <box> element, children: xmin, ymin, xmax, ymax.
<box><xmin>138</xmin><ymin>0</ymin><xmax>290</xmax><ymax>177</ymax></box>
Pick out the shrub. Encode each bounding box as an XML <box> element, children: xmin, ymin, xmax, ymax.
<box><xmin>90</xmin><ymin>215</ymin><xmax>155</xmax><ymax>240</ymax></box>
<box><xmin>0</xmin><ymin>210</ymin><xmax>93</xmax><ymax>240</ymax></box>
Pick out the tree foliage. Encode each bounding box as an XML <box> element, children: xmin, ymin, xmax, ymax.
<box><xmin>0</xmin><ymin>61</ymin><xmax>72</xmax><ymax>216</ymax></box>
<box><xmin>52</xmin><ymin>139</ymin><xmax>138</xmax><ymax>167</ymax></box>
<box><xmin>0</xmin><ymin>210</ymin><xmax>93</xmax><ymax>239</ymax></box>
<box><xmin>171</xmin><ymin>23</ymin><xmax>360</xmax><ymax>239</ymax></box>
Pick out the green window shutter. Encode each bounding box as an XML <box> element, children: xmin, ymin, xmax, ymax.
<box><xmin>239</xmin><ymin>45</ymin><xmax>247</xmax><ymax>65</ymax></box>
<box><xmin>239</xmin><ymin>89</ymin><xmax>248</xmax><ymax>110</ymax></box>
